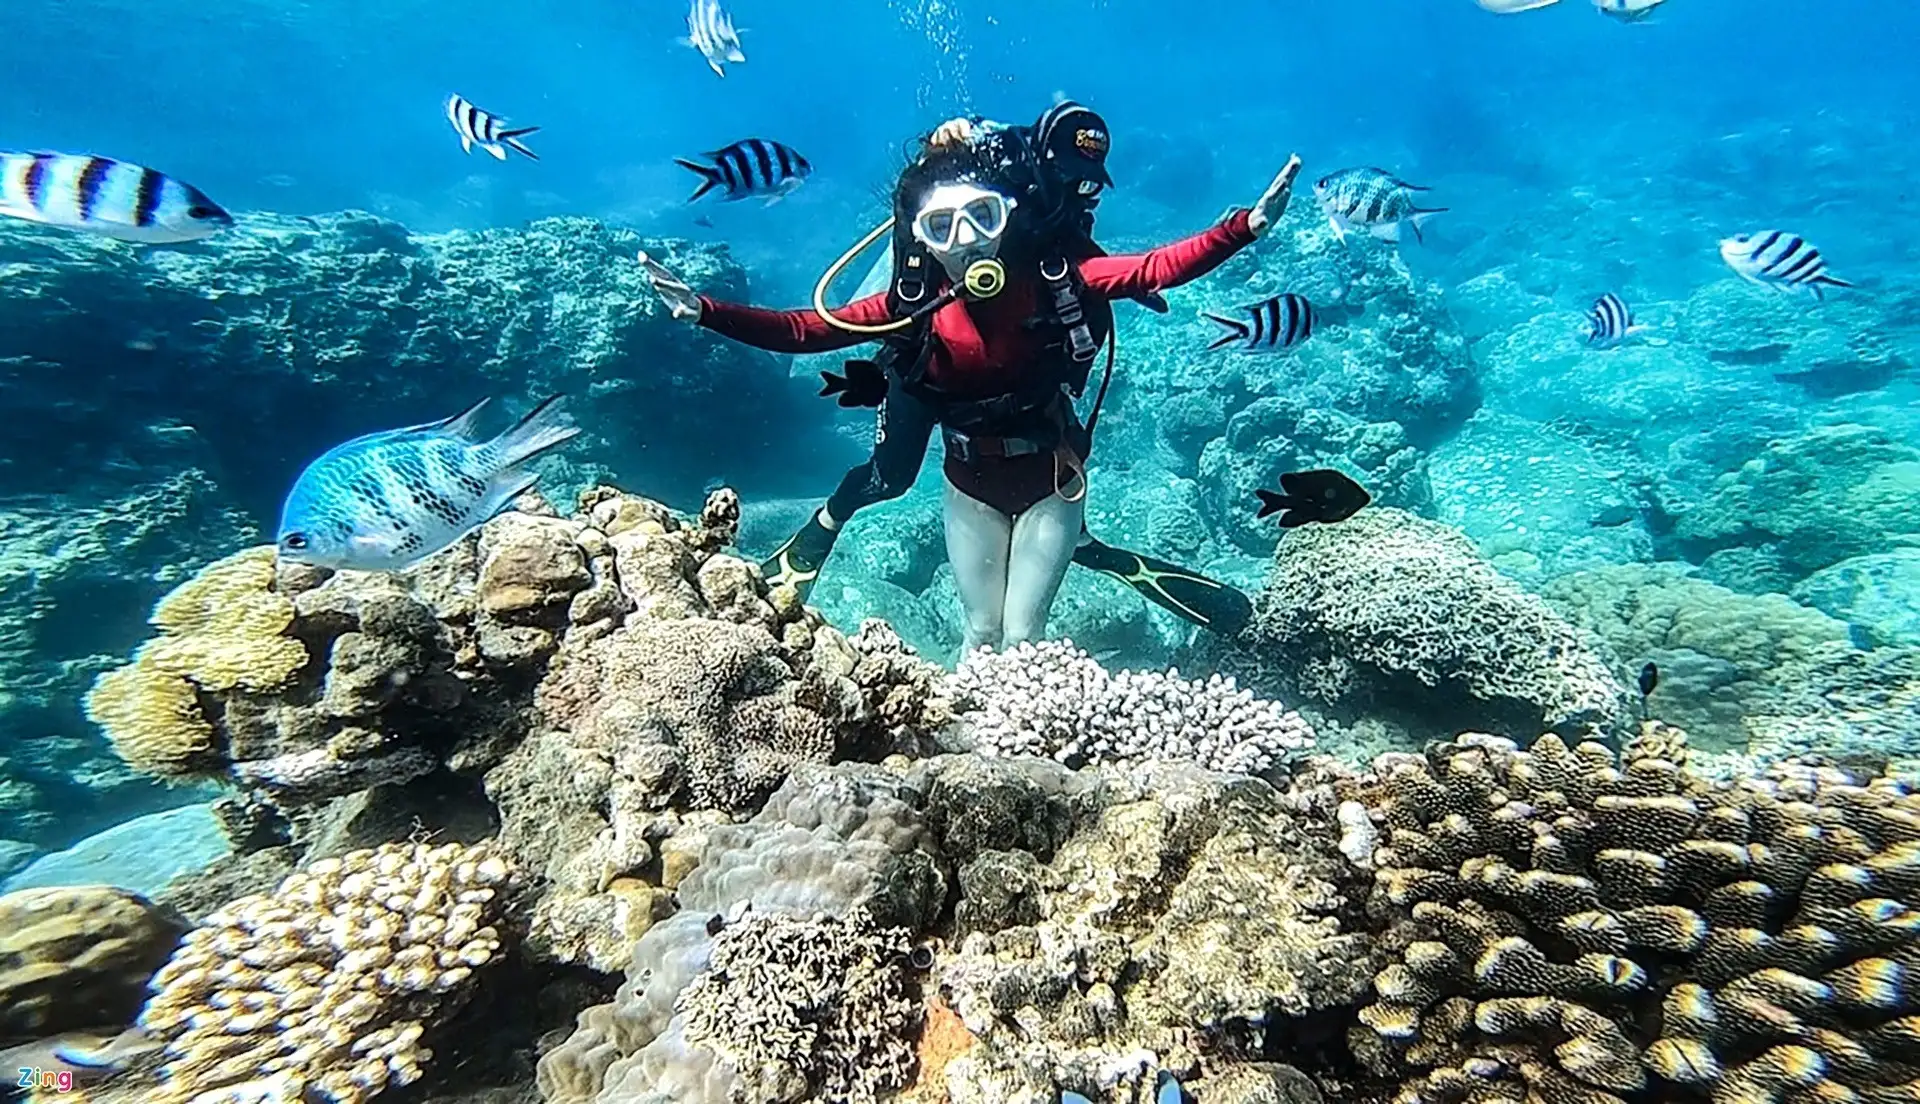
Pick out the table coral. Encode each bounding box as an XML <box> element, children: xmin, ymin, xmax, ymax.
<box><xmin>1352</xmin><ymin>727</ymin><xmax>1920</xmax><ymax>1104</ymax></box>
<box><xmin>135</xmin><ymin>841</ymin><xmax>513</xmax><ymax>1104</ymax></box>
<box><xmin>0</xmin><ymin>885</ymin><xmax>186</xmax><ymax>1045</ymax></box>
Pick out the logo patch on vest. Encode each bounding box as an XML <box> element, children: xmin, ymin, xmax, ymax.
<box><xmin>1073</xmin><ymin>127</ymin><xmax>1109</xmax><ymax>158</ymax></box>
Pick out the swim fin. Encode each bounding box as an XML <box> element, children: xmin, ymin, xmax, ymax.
<box><xmin>1072</xmin><ymin>536</ymin><xmax>1252</xmax><ymax>635</ymax></box>
<box><xmin>760</xmin><ymin>512</ymin><xmax>840</xmax><ymax>601</ymax></box>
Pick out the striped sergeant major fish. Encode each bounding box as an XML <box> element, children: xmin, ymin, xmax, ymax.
<box><xmin>683</xmin><ymin>0</ymin><xmax>746</xmax><ymax>77</ymax></box>
<box><xmin>1585</xmin><ymin>292</ymin><xmax>1650</xmax><ymax>349</ymax></box>
<box><xmin>1719</xmin><ymin>230</ymin><xmax>1854</xmax><ymax>300</ymax></box>
<box><xmin>677</xmin><ymin>139</ymin><xmax>812</xmax><ymax>204</ymax></box>
<box><xmin>0</xmin><ymin>152</ymin><xmax>231</xmax><ymax>244</ymax></box>
<box><xmin>445</xmin><ymin>94</ymin><xmax>539</xmax><ymax>161</ymax></box>
<box><xmin>1204</xmin><ymin>293</ymin><xmax>1315</xmax><ymax>352</ymax></box>
<box><xmin>1314</xmin><ymin>167</ymin><xmax>1446</xmax><ymax>245</ymax></box>
<box><xmin>276</xmin><ymin>395</ymin><xmax>579</xmax><ymax>573</ymax></box>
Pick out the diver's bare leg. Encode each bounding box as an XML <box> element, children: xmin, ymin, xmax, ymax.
<box><xmin>1003</xmin><ymin>492</ymin><xmax>1083</xmax><ymax>646</ymax></box>
<box><xmin>944</xmin><ymin>479</ymin><xmax>1012</xmax><ymax>653</ymax></box>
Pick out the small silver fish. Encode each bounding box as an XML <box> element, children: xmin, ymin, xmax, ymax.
<box><xmin>1476</xmin><ymin>0</ymin><xmax>1562</xmax><ymax>11</ymax></box>
<box><xmin>446</xmin><ymin>94</ymin><xmax>539</xmax><ymax>161</ymax></box>
<box><xmin>276</xmin><ymin>395</ymin><xmax>578</xmax><ymax>572</ymax></box>
<box><xmin>682</xmin><ymin>0</ymin><xmax>746</xmax><ymax>78</ymax></box>
<box><xmin>1585</xmin><ymin>292</ymin><xmax>1650</xmax><ymax>348</ymax></box>
<box><xmin>0</xmin><ymin>152</ymin><xmax>231</xmax><ymax>244</ymax></box>
<box><xmin>1313</xmin><ymin>167</ymin><xmax>1445</xmax><ymax>245</ymax></box>
<box><xmin>1595</xmin><ymin>0</ymin><xmax>1668</xmax><ymax>21</ymax></box>
<box><xmin>1204</xmin><ymin>294</ymin><xmax>1315</xmax><ymax>352</ymax></box>
<box><xmin>1719</xmin><ymin>230</ymin><xmax>1853</xmax><ymax>300</ymax></box>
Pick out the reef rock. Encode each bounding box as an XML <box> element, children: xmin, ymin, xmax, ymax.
<box><xmin>1221</xmin><ymin>508</ymin><xmax>1631</xmax><ymax>745</ymax></box>
<box><xmin>0</xmin><ymin>884</ymin><xmax>186</xmax><ymax>1045</ymax></box>
<box><xmin>0</xmin><ymin>212</ymin><xmax>834</xmax><ymax>516</ymax></box>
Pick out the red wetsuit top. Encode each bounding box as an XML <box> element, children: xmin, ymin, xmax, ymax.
<box><xmin>697</xmin><ymin>209</ymin><xmax>1259</xmax><ymax>511</ymax></box>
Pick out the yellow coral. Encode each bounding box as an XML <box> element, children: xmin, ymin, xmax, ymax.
<box><xmin>82</xmin><ymin>661</ymin><xmax>215</xmax><ymax>778</ymax></box>
<box><xmin>141</xmin><ymin>545</ymin><xmax>307</xmax><ymax>693</ymax></box>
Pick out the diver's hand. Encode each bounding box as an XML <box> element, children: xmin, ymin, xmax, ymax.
<box><xmin>1246</xmin><ymin>154</ymin><xmax>1304</xmax><ymax>238</ymax></box>
<box><xmin>637</xmin><ymin>251</ymin><xmax>702</xmax><ymax>323</ymax></box>
<box><xmin>930</xmin><ymin>118</ymin><xmax>976</xmax><ymax>148</ymax></box>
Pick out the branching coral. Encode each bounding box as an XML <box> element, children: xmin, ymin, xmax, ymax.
<box><xmin>676</xmin><ymin>910</ymin><xmax>920</xmax><ymax>1104</ymax></box>
<box><xmin>1352</xmin><ymin>727</ymin><xmax>1920</xmax><ymax>1104</ymax></box>
<box><xmin>949</xmin><ymin>639</ymin><xmax>1314</xmax><ymax>776</ymax></box>
<box><xmin>137</xmin><ymin>841</ymin><xmax>514</xmax><ymax>1104</ymax></box>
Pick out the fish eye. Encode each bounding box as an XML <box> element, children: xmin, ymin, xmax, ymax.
<box><xmin>187</xmin><ymin>205</ymin><xmax>220</xmax><ymax>220</ymax></box>
<box><xmin>281</xmin><ymin>532</ymin><xmax>310</xmax><ymax>551</ymax></box>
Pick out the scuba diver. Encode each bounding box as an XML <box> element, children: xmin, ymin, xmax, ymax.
<box><xmin>639</xmin><ymin>107</ymin><xmax>1301</xmax><ymax>645</ymax></box>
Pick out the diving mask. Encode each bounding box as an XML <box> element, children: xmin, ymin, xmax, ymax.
<box><xmin>911</xmin><ymin>183</ymin><xmax>1016</xmax><ymax>285</ymax></box>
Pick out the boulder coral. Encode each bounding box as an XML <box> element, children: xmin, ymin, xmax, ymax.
<box><xmin>1352</xmin><ymin>726</ymin><xmax>1920</xmax><ymax>1104</ymax></box>
<box><xmin>0</xmin><ymin>885</ymin><xmax>186</xmax><ymax>1045</ymax></box>
<box><xmin>1221</xmin><ymin>508</ymin><xmax>1631</xmax><ymax>745</ymax></box>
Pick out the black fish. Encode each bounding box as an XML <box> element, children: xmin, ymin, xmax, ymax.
<box><xmin>1637</xmin><ymin>661</ymin><xmax>1659</xmax><ymax>720</ymax></box>
<box><xmin>1254</xmin><ymin>469</ymin><xmax>1370</xmax><ymax>527</ymax></box>
<box><xmin>819</xmin><ymin>359</ymin><xmax>888</xmax><ymax>408</ymax></box>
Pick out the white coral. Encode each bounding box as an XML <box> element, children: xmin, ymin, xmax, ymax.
<box><xmin>948</xmin><ymin>640</ymin><xmax>1315</xmax><ymax>775</ymax></box>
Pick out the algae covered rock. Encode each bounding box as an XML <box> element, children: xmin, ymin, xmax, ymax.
<box><xmin>1792</xmin><ymin>548</ymin><xmax>1920</xmax><ymax>647</ymax></box>
<box><xmin>1223</xmin><ymin>508</ymin><xmax>1630</xmax><ymax>744</ymax></box>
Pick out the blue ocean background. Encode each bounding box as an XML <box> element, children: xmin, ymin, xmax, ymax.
<box><xmin>4</xmin><ymin>0</ymin><xmax>1920</xmax><ymax>874</ymax></box>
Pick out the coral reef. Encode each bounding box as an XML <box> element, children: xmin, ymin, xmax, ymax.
<box><xmin>1674</xmin><ymin>423</ymin><xmax>1920</xmax><ymax>583</ymax></box>
<box><xmin>0</xmin><ymin>469</ymin><xmax>255</xmax><ymax>848</ymax></box>
<box><xmin>134</xmin><ymin>841</ymin><xmax>513</xmax><ymax>1103</ymax></box>
<box><xmin>948</xmin><ymin>639</ymin><xmax>1315</xmax><ymax>776</ymax></box>
<box><xmin>676</xmin><ymin>911</ymin><xmax>919</xmax><ymax>1104</ymax></box>
<box><xmin>924</xmin><ymin>756</ymin><xmax>1373</xmax><ymax>1100</ymax></box>
<box><xmin>0</xmin><ymin>213</ymin><xmax>836</xmax><ymax>513</ymax></box>
<box><xmin>1543</xmin><ymin>562</ymin><xmax>1856</xmax><ymax>752</ymax></box>
<box><xmin>535</xmin><ymin>763</ymin><xmax>944</xmax><ymax>1104</ymax></box>
<box><xmin>1352</xmin><ymin>727</ymin><xmax>1920</xmax><ymax>1104</ymax></box>
<box><xmin>1220</xmin><ymin>508</ymin><xmax>1630</xmax><ymax>745</ymax></box>
<box><xmin>0</xmin><ymin>885</ymin><xmax>186</xmax><ymax>1044</ymax></box>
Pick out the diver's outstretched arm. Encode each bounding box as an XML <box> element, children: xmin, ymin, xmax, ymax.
<box><xmin>635</xmin><ymin>249</ymin><xmax>897</xmax><ymax>354</ymax></box>
<box><xmin>1075</xmin><ymin>154</ymin><xmax>1302</xmax><ymax>300</ymax></box>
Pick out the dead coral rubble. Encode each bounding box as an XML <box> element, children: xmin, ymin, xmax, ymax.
<box><xmin>1353</xmin><ymin>723</ymin><xmax>1920</xmax><ymax>1104</ymax></box>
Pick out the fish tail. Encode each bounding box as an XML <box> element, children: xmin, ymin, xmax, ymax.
<box><xmin>499</xmin><ymin>126</ymin><xmax>540</xmax><ymax>161</ymax></box>
<box><xmin>492</xmin><ymin>394</ymin><xmax>580</xmax><ymax>469</ymax></box>
<box><xmin>676</xmin><ymin>157</ymin><xmax>722</xmax><ymax>202</ymax></box>
<box><xmin>1814</xmin><ymin>273</ymin><xmax>1856</xmax><ymax>290</ymax></box>
<box><xmin>1203</xmin><ymin>312</ymin><xmax>1249</xmax><ymax>350</ymax></box>
<box><xmin>1253</xmin><ymin>488</ymin><xmax>1284</xmax><ymax>519</ymax></box>
<box><xmin>1406</xmin><ymin>208</ymin><xmax>1447</xmax><ymax>243</ymax></box>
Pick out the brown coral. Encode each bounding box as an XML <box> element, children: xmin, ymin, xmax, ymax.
<box><xmin>82</xmin><ymin>661</ymin><xmax>217</xmax><ymax>777</ymax></box>
<box><xmin>1353</xmin><ymin>727</ymin><xmax>1920</xmax><ymax>1104</ymax></box>
<box><xmin>0</xmin><ymin>885</ymin><xmax>186</xmax><ymax>1045</ymax></box>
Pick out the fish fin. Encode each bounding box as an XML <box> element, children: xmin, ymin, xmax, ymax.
<box><xmin>1253</xmin><ymin>488</ymin><xmax>1289</xmax><ymax>520</ymax></box>
<box><xmin>761</xmin><ymin>193</ymin><xmax>785</xmax><ymax>208</ymax></box>
<box><xmin>426</xmin><ymin>397</ymin><xmax>492</xmax><ymax>439</ymax></box>
<box><xmin>676</xmin><ymin>158</ymin><xmax>722</xmax><ymax>202</ymax></box>
<box><xmin>1371</xmin><ymin>220</ymin><xmax>1403</xmax><ymax>244</ymax></box>
<box><xmin>1202</xmin><ymin>312</ymin><xmax>1249</xmax><ymax>350</ymax></box>
<box><xmin>492</xmin><ymin>393</ymin><xmax>580</xmax><ymax>469</ymax></box>
<box><xmin>1327</xmin><ymin>215</ymin><xmax>1348</xmax><ymax>243</ymax></box>
<box><xmin>709</xmin><ymin>58</ymin><xmax>726</xmax><ymax>77</ymax></box>
<box><xmin>459</xmin><ymin>134</ymin><xmax>474</xmax><ymax>155</ymax></box>
<box><xmin>499</xmin><ymin>126</ymin><xmax>540</xmax><ymax>161</ymax></box>
<box><xmin>1815</xmin><ymin>274</ymin><xmax>1856</xmax><ymax>291</ymax></box>
<box><xmin>484</xmin><ymin>143</ymin><xmax>508</xmax><ymax>161</ymax></box>
<box><xmin>488</xmin><ymin>471</ymin><xmax>543</xmax><ymax>518</ymax></box>
<box><xmin>1405</xmin><ymin>208</ymin><xmax>1447</xmax><ymax>243</ymax></box>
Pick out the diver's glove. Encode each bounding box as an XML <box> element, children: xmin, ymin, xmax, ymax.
<box><xmin>1246</xmin><ymin>154</ymin><xmax>1304</xmax><ymax>238</ymax></box>
<box><xmin>636</xmin><ymin>250</ymin><xmax>702</xmax><ymax>323</ymax></box>
<box><xmin>819</xmin><ymin>360</ymin><xmax>889</xmax><ymax>408</ymax></box>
